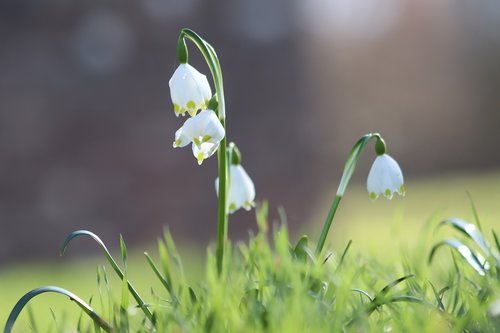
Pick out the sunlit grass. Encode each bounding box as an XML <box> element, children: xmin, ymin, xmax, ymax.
<box><xmin>0</xmin><ymin>170</ymin><xmax>499</xmax><ymax>331</ymax></box>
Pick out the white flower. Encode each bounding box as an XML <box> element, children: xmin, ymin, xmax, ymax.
<box><xmin>215</xmin><ymin>164</ymin><xmax>256</xmax><ymax>214</ymax></box>
<box><xmin>169</xmin><ymin>63</ymin><xmax>212</xmax><ymax>117</ymax></box>
<box><xmin>173</xmin><ymin>109</ymin><xmax>224</xmax><ymax>165</ymax></box>
<box><xmin>367</xmin><ymin>154</ymin><xmax>405</xmax><ymax>200</ymax></box>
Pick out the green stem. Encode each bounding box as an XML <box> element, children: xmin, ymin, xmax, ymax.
<box><xmin>180</xmin><ymin>29</ymin><xmax>228</xmax><ymax>275</ymax></box>
<box><xmin>315</xmin><ymin>133</ymin><xmax>384</xmax><ymax>255</ymax></box>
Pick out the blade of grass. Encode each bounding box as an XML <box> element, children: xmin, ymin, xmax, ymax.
<box><xmin>429</xmin><ymin>239</ymin><xmax>486</xmax><ymax>276</ymax></box>
<box><xmin>144</xmin><ymin>252</ymin><xmax>179</xmax><ymax>306</ymax></box>
<box><xmin>4</xmin><ymin>286</ymin><xmax>112</xmax><ymax>333</ymax></box>
<box><xmin>60</xmin><ymin>230</ymin><xmax>153</xmax><ymax>321</ymax></box>
<box><xmin>438</xmin><ymin>218</ymin><xmax>491</xmax><ymax>258</ymax></box>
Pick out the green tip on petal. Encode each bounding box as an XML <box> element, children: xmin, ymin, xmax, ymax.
<box><xmin>229</xmin><ymin>203</ymin><xmax>237</xmax><ymax>212</ymax></box>
<box><xmin>370</xmin><ymin>192</ymin><xmax>377</xmax><ymax>200</ymax></box>
<box><xmin>202</xmin><ymin>135</ymin><xmax>212</xmax><ymax>143</ymax></box>
<box><xmin>400</xmin><ymin>184</ymin><xmax>406</xmax><ymax>195</ymax></box>
<box><xmin>385</xmin><ymin>189</ymin><xmax>392</xmax><ymax>197</ymax></box>
<box><xmin>187</xmin><ymin>100</ymin><xmax>196</xmax><ymax>109</ymax></box>
<box><xmin>193</xmin><ymin>137</ymin><xmax>201</xmax><ymax>147</ymax></box>
<box><xmin>173</xmin><ymin>140</ymin><xmax>181</xmax><ymax>148</ymax></box>
<box><xmin>197</xmin><ymin>153</ymin><xmax>205</xmax><ymax>165</ymax></box>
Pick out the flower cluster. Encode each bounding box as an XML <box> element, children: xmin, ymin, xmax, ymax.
<box><xmin>169</xmin><ymin>63</ymin><xmax>225</xmax><ymax>165</ymax></box>
<box><xmin>169</xmin><ymin>62</ymin><xmax>255</xmax><ymax>213</ymax></box>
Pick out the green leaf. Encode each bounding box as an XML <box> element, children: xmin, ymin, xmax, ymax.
<box><xmin>428</xmin><ymin>281</ymin><xmax>446</xmax><ymax>311</ymax></box>
<box><xmin>351</xmin><ymin>288</ymin><xmax>374</xmax><ymax>302</ymax></box>
<box><xmin>120</xmin><ymin>234</ymin><xmax>128</xmax><ymax>268</ymax></box>
<box><xmin>335</xmin><ymin>239</ymin><xmax>353</xmax><ymax>269</ymax></box>
<box><xmin>255</xmin><ymin>201</ymin><xmax>269</xmax><ymax>233</ymax></box>
<box><xmin>293</xmin><ymin>235</ymin><xmax>309</xmax><ymax>261</ymax></box>
<box><xmin>438</xmin><ymin>218</ymin><xmax>492</xmax><ymax>258</ymax></box>
<box><xmin>429</xmin><ymin>239</ymin><xmax>486</xmax><ymax>275</ymax></box>
<box><xmin>144</xmin><ymin>252</ymin><xmax>179</xmax><ymax>306</ymax></box>
<box><xmin>4</xmin><ymin>286</ymin><xmax>112</xmax><ymax>333</ymax></box>
<box><xmin>60</xmin><ymin>230</ymin><xmax>153</xmax><ymax>321</ymax></box>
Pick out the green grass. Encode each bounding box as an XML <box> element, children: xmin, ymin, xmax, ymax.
<box><xmin>1</xmin><ymin>170</ymin><xmax>499</xmax><ymax>332</ymax></box>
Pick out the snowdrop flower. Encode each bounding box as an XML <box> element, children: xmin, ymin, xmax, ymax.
<box><xmin>169</xmin><ymin>63</ymin><xmax>212</xmax><ymax>117</ymax></box>
<box><xmin>173</xmin><ymin>109</ymin><xmax>224</xmax><ymax>165</ymax></box>
<box><xmin>367</xmin><ymin>154</ymin><xmax>405</xmax><ymax>200</ymax></box>
<box><xmin>215</xmin><ymin>164</ymin><xmax>255</xmax><ymax>214</ymax></box>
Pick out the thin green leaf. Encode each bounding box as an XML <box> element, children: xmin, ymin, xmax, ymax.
<box><xmin>256</xmin><ymin>201</ymin><xmax>269</xmax><ymax>233</ymax></box>
<box><xmin>438</xmin><ymin>218</ymin><xmax>491</xmax><ymax>257</ymax></box>
<box><xmin>492</xmin><ymin>230</ymin><xmax>500</xmax><ymax>254</ymax></box>
<box><xmin>378</xmin><ymin>274</ymin><xmax>416</xmax><ymax>296</ymax></box>
<box><xmin>144</xmin><ymin>252</ymin><xmax>179</xmax><ymax>306</ymax></box>
<box><xmin>466</xmin><ymin>192</ymin><xmax>483</xmax><ymax>232</ymax></box>
<box><xmin>335</xmin><ymin>239</ymin><xmax>353</xmax><ymax>269</ymax></box>
<box><xmin>351</xmin><ymin>288</ymin><xmax>374</xmax><ymax>302</ymax></box>
<box><xmin>26</xmin><ymin>306</ymin><xmax>38</xmax><ymax>333</ymax></box>
<box><xmin>3</xmin><ymin>286</ymin><xmax>112</xmax><ymax>333</ymax></box>
<box><xmin>429</xmin><ymin>239</ymin><xmax>486</xmax><ymax>276</ymax></box>
<box><xmin>121</xmin><ymin>270</ymin><xmax>129</xmax><ymax>311</ymax></box>
<box><xmin>158</xmin><ymin>239</ymin><xmax>173</xmax><ymax>288</ymax></box>
<box><xmin>120</xmin><ymin>234</ymin><xmax>128</xmax><ymax>268</ymax></box>
<box><xmin>60</xmin><ymin>230</ymin><xmax>153</xmax><ymax>321</ymax></box>
<box><xmin>164</xmin><ymin>229</ymin><xmax>184</xmax><ymax>279</ymax></box>
<box><xmin>293</xmin><ymin>235</ymin><xmax>309</xmax><ymax>261</ymax></box>
<box><xmin>49</xmin><ymin>307</ymin><xmax>59</xmax><ymax>332</ymax></box>
<box><xmin>428</xmin><ymin>281</ymin><xmax>445</xmax><ymax>311</ymax></box>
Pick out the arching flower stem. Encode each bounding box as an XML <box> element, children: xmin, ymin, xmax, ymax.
<box><xmin>178</xmin><ymin>29</ymin><xmax>228</xmax><ymax>275</ymax></box>
<box><xmin>315</xmin><ymin>133</ymin><xmax>386</xmax><ymax>255</ymax></box>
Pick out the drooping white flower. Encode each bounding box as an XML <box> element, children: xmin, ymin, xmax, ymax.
<box><xmin>215</xmin><ymin>164</ymin><xmax>256</xmax><ymax>214</ymax></box>
<box><xmin>169</xmin><ymin>63</ymin><xmax>212</xmax><ymax>117</ymax></box>
<box><xmin>173</xmin><ymin>109</ymin><xmax>224</xmax><ymax>165</ymax></box>
<box><xmin>367</xmin><ymin>154</ymin><xmax>405</xmax><ymax>200</ymax></box>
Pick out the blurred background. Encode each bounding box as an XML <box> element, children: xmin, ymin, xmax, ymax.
<box><xmin>1</xmin><ymin>0</ymin><xmax>500</xmax><ymax>325</ymax></box>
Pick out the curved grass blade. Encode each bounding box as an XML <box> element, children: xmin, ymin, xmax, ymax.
<box><xmin>366</xmin><ymin>295</ymin><xmax>423</xmax><ymax>314</ymax></box>
<box><xmin>351</xmin><ymin>288</ymin><xmax>374</xmax><ymax>302</ymax></box>
<box><xmin>60</xmin><ymin>230</ymin><xmax>153</xmax><ymax>321</ymax></box>
<box><xmin>365</xmin><ymin>274</ymin><xmax>416</xmax><ymax>314</ymax></box>
<box><xmin>429</xmin><ymin>239</ymin><xmax>486</xmax><ymax>275</ymax></box>
<box><xmin>378</xmin><ymin>274</ymin><xmax>415</xmax><ymax>296</ymax></box>
<box><xmin>4</xmin><ymin>286</ymin><xmax>112</xmax><ymax>333</ymax></box>
<box><xmin>438</xmin><ymin>218</ymin><xmax>497</xmax><ymax>260</ymax></box>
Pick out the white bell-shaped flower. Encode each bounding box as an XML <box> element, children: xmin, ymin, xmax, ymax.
<box><xmin>173</xmin><ymin>109</ymin><xmax>224</xmax><ymax>165</ymax></box>
<box><xmin>367</xmin><ymin>154</ymin><xmax>405</xmax><ymax>200</ymax></box>
<box><xmin>169</xmin><ymin>63</ymin><xmax>212</xmax><ymax>117</ymax></box>
<box><xmin>215</xmin><ymin>164</ymin><xmax>256</xmax><ymax>214</ymax></box>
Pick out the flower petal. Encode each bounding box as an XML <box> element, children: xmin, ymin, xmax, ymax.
<box><xmin>173</xmin><ymin>127</ymin><xmax>190</xmax><ymax>148</ymax></box>
<box><xmin>169</xmin><ymin>63</ymin><xmax>212</xmax><ymax>116</ymax></box>
<box><xmin>181</xmin><ymin>110</ymin><xmax>224</xmax><ymax>143</ymax></box>
<box><xmin>192</xmin><ymin>142</ymin><xmax>219</xmax><ymax>165</ymax></box>
<box><xmin>367</xmin><ymin>154</ymin><xmax>404</xmax><ymax>200</ymax></box>
<box><xmin>215</xmin><ymin>164</ymin><xmax>255</xmax><ymax>213</ymax></box>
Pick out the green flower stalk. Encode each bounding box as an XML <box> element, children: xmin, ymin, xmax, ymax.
<box><xmin>315</xmin><ymin>133</ymin><xmax>404</xmax><ymax>255</ymax></box>
<box><xmin>170</xmin><ymin>29</ymin><xmax>228</xmax><ymax>275</ymax></box>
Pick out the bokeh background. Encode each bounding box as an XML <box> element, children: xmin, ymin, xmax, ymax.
<box><xmin>1</xmin><ymin>0</ymin><xmax>500</xmax><ymax>327</ymax></box>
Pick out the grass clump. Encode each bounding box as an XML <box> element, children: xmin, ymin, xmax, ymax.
<box><xmin>5</xmin><ymin>202</ymin><xmax>500</xmax><ymax>332</ymax></box>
